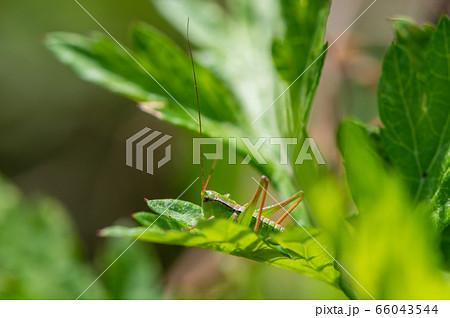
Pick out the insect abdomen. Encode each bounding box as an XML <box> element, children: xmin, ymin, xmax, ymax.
<box><xmin>204</xmin><ymin>191</ymin><xmax>284</xmax><ymax>236</ymax></box>
<box><xmin>250</xmin><ymin>212</ymin><xmax>284</xmax><ymax>236</ymax></box>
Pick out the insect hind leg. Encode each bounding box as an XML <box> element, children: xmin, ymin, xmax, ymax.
<box><xmin>261</xmin><ymin>190</ymin><xmax>304</xmax><ymax>218</ymax></box>
<box><xmin>254</xmin><ymin>176</ymin><xmax>269</xmax><ymax>232</ymax></box>
<box><xmin>275</xmin><ymin>194</ymin><xmax>304</xmax><ymax>225</ymax></box>
<box><xmin>238</xmin><ymin>175</ymin><xmax>268</xmax><ymax>228</ymax></box>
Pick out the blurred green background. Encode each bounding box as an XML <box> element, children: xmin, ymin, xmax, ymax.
<box><xmin>0</xmin><ymin>0</ymin><xmax>448</xmax><ymax>299</ymax></box>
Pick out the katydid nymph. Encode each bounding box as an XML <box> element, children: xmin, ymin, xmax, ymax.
<box><xmin>186</xmin><ymin>19</ymin><xmax>304</xmax><ymax>238</ymax></box>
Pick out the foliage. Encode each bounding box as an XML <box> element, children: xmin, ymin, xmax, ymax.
<box><xmin>46</xmin><ymin>0</ymin><xmax>333</xmax><ymax>223</ymax></box>
<box><xmin>0</xmin><ymin>175</ymin><xmax>162</xmax><ymax>299</ymax></box>
<box><xmin>336</xmin><ymin>121</ymin><xmax>449</xmax><ymax>299</ymax></box>
<box><xmin>102</xmin><ymin>200</ymin><xmax>340</xmax><ymax>286</ymax></box>
<box><xmin>96</xmin><ymin>235</ymin><xmax>162</xmax><ymax>299</ymax></box>
<box><xmin>47</xmin><ymin>0</ymin><xmax>450</xmax><ymax>300</ymax></box>
<box><xmin>379</xmin><ymin>16</ymin><xmax>450</xmax><ymax>202</ymax></box>
<box><xmin>0</xmin><ymin>175</ymin><xmax>104</xmax><ymax>299</ymax></box>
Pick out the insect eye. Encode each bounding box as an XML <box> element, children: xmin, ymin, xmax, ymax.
<box><xmin>203</xmin><ymin>196</ymin><xmax>210</xmax><ymax>203</ymax></box>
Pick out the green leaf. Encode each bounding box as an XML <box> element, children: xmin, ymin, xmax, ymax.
<box><xmin>153</xmin><ymin>0</ymin><xmax>282</xmax><ymax>131</ymax></box>
<box><xmin>131</xmin><ymin>23</ymin><xmax>244</xmax><ymax>126</ymax></box>
<box><xmin>145</xmin><ymin>199</ymin><xmax>203</xmax><ymax>228</ymax></box>
<box><xmin>45</xmin><ymin>23</ymin><xmax>301</xmax><ymax>209</ymax></box>
<box><xmin>273</xmin><ymin>0</ymin><xmax>329</xmax><ymax>136</ymax></box>
<box><xmin>390</xmin><ymin>17</ymin><xmax>433</xmax><ymax>79</ymax></box>
<box><xmin>101</xmin><ymin>199</ymin><xmax>340</xmax><ymax>286</ymax></box>
<box><xmin>133</xmin><ymin>211</ymin><xmax>186</xmax><ymax>231</ymax></box>
<box><xmin>45</xmin><ymin>2</ymin><xmax>334</xmax><ymax>226</ymax></box>
<box><xmin>337</xmin><ymin>120</ymin><xmax>388</xmax><ymax>214</ymax></box>
<box><xmin>46</xmin><ymin>26</ymin><xmax>248</xmax><ymax>138</ymax></box>
<box><xmin>151</xmin><ymin>0</ymin><xmax>307</xmax><ymax>207</ymax></box>
<box><xmin>378</xmin><ymin>16</ymin><xmax>450</xmax><ymax>201</ymax></box>
<box><xmin>271</xmin><ymin>0</ymin><xmax>330</xmax><ymax>209</ymax></box>
<box><xmin>335</xmin><ymin>121</ymin><xmax>450</xmax><ymax>299</ymax></box>
<box><xmin>151</xmin><ymin>0</ymin><xmax>331</xmax><ymax>209</ymax></box>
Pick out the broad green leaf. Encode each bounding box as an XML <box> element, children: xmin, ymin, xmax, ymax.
<box><xmin>151</xmin><ymin>0</ymin><xmax>307</xmax><ymax>211</ymax></box>
<box><xmin>131</xmin><ymin>23</ymin><xmax>244</xmax><ymax>126</ymax></box>
<box><xmin>96</xmin><ymin>235</ymin><xmax>162</xmax><ymax>299</ymax></box>
<box><xmin>46</xmin><ymin>26</ymin><xmax>248</xmax><ymax>138</ymax></box>
<box><xmin>101</xmin><ymin>199</ymin><xmax>340</xmax><ymax>286</ymax></box>
<box><xmin>152</xmin><ymin>0</ymin><xmax>330</xmax><ymax>213</ymax></box>
<box><xmin>133</xmin><ymin>212</ymin><xmax>186</xmax><ymax>231</ymax></box>
<box><xmin>46</xmin><ymin>23</ymin><xmax>304</xmax><ymax>214</ymax></box>
<box><xmin>45</xmin><ymin>2</ymin><xmax>333</xmax><ymax>225</ymax></box>
<box><xmin>336</xmin><ymin>121</ymin><xmax>450</xmax><ymax>299</ymax></box>
<box><xmin>153</xmin><ymin>0</ymin><xmax>281</xmax><ymax>134</ymax></box>
<box><xmin>145</xmin><ymin>199</ymin><xmax>203</xmax><ymax>228</ymax></box>
<box><xmin>378</xmin><ymin>16</ymin><xmax>450</xmax><ymax>201</ymax></box>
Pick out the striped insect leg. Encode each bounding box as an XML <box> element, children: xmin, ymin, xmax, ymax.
<box><xmin>275</xmin><ymin>193</ymin><xmax>305</xmax><ymax>225</ymax></box>
<box><xmin>254</xmin><ymin>176</ymin><xmax>269</xmax><ymax>232</ymax></box>
<box><xmin>261</xmin><ymin>190</ymin><xmax>304</xmax><ymax>218</ymax></box>
<box><xmin>238</xmin><ymin>175</ymin><xmax>268</xmax><ymax>227</ymax></box>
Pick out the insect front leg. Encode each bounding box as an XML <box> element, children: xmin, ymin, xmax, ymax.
<box><xmin>232</xmin><ymin>212</ymin><xmax>238</xmax><ymax>223</ymax></box>
<box><xmin>184</xmin><ymin>216</ymin><xmax>215</xmax><ymax>232</ymax></box>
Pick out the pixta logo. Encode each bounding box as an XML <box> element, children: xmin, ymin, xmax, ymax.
<box><xmin>126</xmin><ymin>128</ymin><xmax>172</xmax><ymax>175</ymax></box>
<box><xmin>193</xmin><ymin>137</ymin><xmax>325</xmax><ymax>165</ymax></box>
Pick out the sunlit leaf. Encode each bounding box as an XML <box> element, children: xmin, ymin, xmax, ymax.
<box><xmin>336</xmin><ymin>121</ymin><xmax>450</xmax><ymax>299</ymax></box>
<box><xmin>46</xmin><ymin>26</ymin><xmax>248</xmax><ymax>138</ymax></box>
<box><xmin>145</xmin><ymin>199</ymin><xmax>203</xmax><ymax>228</ymax></box>
<box><xmin>378</xmin><ymin>16</ymin><xmax>450</xmax><ymax>201</ymax></box>
<box><xmin>101</xmin><ymin>199</ymin><xmax>340</xmax><ymax>286</ymax></box>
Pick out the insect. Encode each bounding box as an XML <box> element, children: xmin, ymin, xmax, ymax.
<box><xmin>187</xmin><ymin>19</ymin><xmax>304</xmax><ymax>238</ymax></box>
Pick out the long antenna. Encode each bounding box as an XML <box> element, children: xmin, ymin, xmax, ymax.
<box><xmin>187</xmin><ymin>18</ymin><xmax>205</xmax><ymax>192</ymax></box>
<box><xmin>204</xmin><ymin>158</ymin><xmax>218</xmax><ymax>191</ymax></box>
